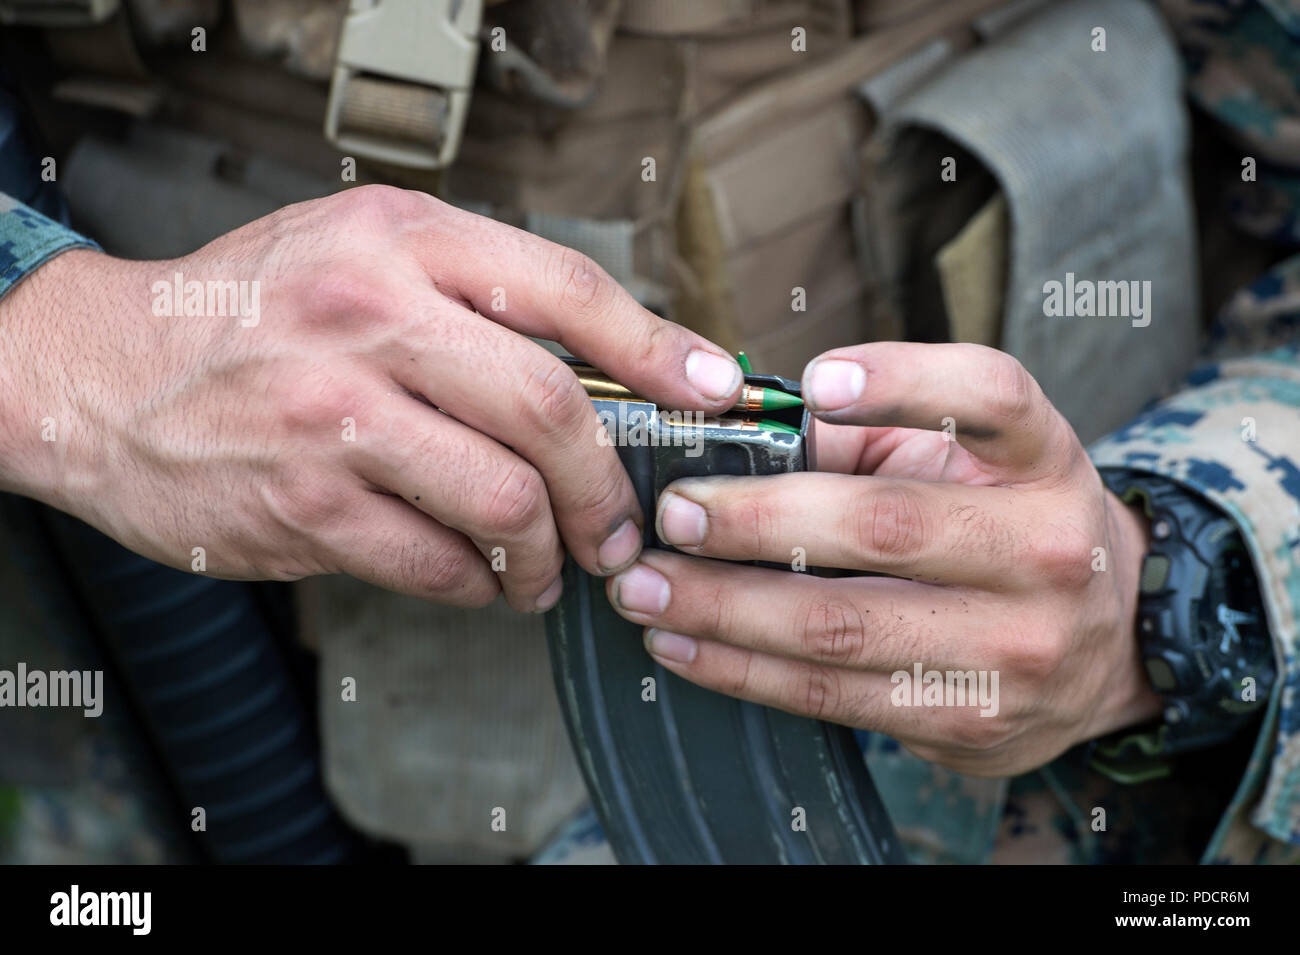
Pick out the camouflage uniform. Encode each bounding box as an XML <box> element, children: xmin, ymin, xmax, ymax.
<box><xmin>1161</xmin><ymin>0</ymin><xmax>1300</xmax><ymax>244</ymax></box>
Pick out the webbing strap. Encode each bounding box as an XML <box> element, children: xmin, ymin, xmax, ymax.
<box><xmin>692</xmin><ymin>0</ymin><xmax>1010</xmax><ymax>161</ymax></box>
<box><xmin>336</xmin><ymin>76</ymin><xmax>448</xmax><ymax>152</ymax></box>
<box><xmin>619</xmin><ymin>0</ymin><xmax>756</xmax><ymax>35</ymax></box>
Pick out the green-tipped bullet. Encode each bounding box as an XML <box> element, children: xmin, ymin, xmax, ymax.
<box><xmin>758</xmin><ymin>418</ymin><xmax>802</xmax><ymax>435</ymax></box>
<box><xmin>732</xmin><ymin>384</ymin><xmax>804</xmax><ymax>413</ymax></box>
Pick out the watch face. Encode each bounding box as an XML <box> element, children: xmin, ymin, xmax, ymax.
<box><xmin>1198</xmin><ymin>539</ymin><xmax>1270</xmax><ymax>706</ymax></box>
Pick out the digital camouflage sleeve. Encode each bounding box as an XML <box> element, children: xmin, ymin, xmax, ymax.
<box><xmin>0</xmin><ymin>81</ymin><xmax>95</xmax><ymax>294</ymax></box>
<box><xmin>1089</xmin><ymin>0</ymin><xmax>1300</xmax><ymax>863</ymax></box>
<box><xmin>1159</xmin><ymin>0</ymin><xmax>1300</xmax><ymax>245</ymax></box>
<box><xmin>1090</xmin><ymin>254</ymin><xmax>1300</xmax><ymax>863</ymax></box>
<box><xmin>0</xmin><ymin>193</ymin><xmax>95</xmax><ymax>297</ymax></box>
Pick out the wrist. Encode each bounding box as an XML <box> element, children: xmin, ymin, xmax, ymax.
<box><xmin>0</xmin><ymin>248</ymin><xmax>115</xmax><ymax>512</ymax></box>
<box><xmin>1091</xmin><ymin>489</ymin><xmax>1164</xmax><ymax>738</ymax></box>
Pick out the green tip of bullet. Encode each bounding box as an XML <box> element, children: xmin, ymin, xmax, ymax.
<box><xmin>758</xmin><ymin>418</ymin><xmax>802</xmax><ymax>435</ymax></box>
<box><xmin>760</xmin><ymin>389</ymin><xmax>804</xmax><ymax>411</ymax></box>
<box><xmin>736</xmin><ymin>351</ymin><xmax>753</xmax><ymax>374</ymax></box>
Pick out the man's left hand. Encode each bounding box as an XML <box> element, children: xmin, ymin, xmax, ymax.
<box><xmin>606</xmin><ymin>342</ymin><xmax>1163</xmax><ymax>776</ymax></box>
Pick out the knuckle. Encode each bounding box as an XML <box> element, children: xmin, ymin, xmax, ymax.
<box><xmin>985</xmin><ymin>350</ymin><xmax>1038</xmax><ymax>424</ymax></box>
<box><xmin>416</xmin><ymin>540</ymin><xmax>473</xmax><ymax>595</ymax></box>
<box><xmin>481</xmin><ymin>461</ymin><xmax>548</xmax><ymax>536</ymax></box>
<box><xmin>726</xmin><ymin>495</ymin><xmax>777</xmax><ymax>554</ymax></box>
<box><xmin>519</xmin><ymin>359</ymin><xmax>588</xmax><ymax>437</ymax></box>
<box><xmin>1002</xmin><ymin>628</ymin><xmax>1067</xmax><ymax>682</ymax></box>
<box><xmin>1049</xmin><ymin>438</ymin><xmax>1089</xmax><ymax>488</ymax></box>
<box><xmin>276</xmin><ymin>373</ymin><xmax>356</xmax><ymax>434</ymax></box>
<box><xmin>717</xmin><ymin>653</ymin><xmax>755</xmax><ymax>700</ymax></box>
<box><xmin>797</xmin><ymin>666</ymin><xmax>843</xmax><ymax>721</ymax></box>
<box><xmin>852</xmin><ymin>485</ymin><xmax>928</xmax><ymax>564</ymax></box>
<box><xmin>582</xmin><ymin>456</ymin><xmax>632</xmax><ymax>524</ymax></box>
<box><xmin>303</xmin><ymin>264</ymin><xmax>391</xmax><ymax>326</ymax></box>
<box><xmin>798</xmin><ymin>597</ymin><xmax>868</xmax><ymax>665</ymax></box>
<box><xmin>945</xmin><ymin>714</ymin><xmax>1008</xmax><ymax>753</ymax></box>
<box><xmin>632</xmin><ymin>320</ymin><xmax>674</xmax><ymax>370</ymax></box>
<box><xmin>1032</xmin><ymin>524</ymin><xmax>1096</xmax><ymax>589</ymax></box>
<box><xmin>904</xmin><ymin>741</ymin><xmax>944</xmax><ymax>764</ymax></box>
<box><xmin>550</xmin><ymin>247</ymin><xmax>612</xmax><ymax>317</ymax></box>
<box><xmin>704</xmin><ymin>579</ymin><xmax>735</xmax><ymax>637</ymax></box>
<box><xmin>421</xmin><ymin>555</ymin><xmax>502</xmax><ymax>608</ymax></box>
<box><xmin>263</xmin><ymin>475</ymin><xmax>347</xmax><ymax>535</ymax></box>
<box><xmin>347</xmin><ymin>183</ymin><xmax>430</xmax><ymax>223</ymax></box>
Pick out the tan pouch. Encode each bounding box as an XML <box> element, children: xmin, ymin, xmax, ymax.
<box><xmin>934</xmin><ymin>192</ymin><xmax>1008</xmax><ymax>349</ymax></box>
<box><xmin>674</xmin><ymin>0</ymin><xmax>1012</xmax><ymax>374</ymax></box>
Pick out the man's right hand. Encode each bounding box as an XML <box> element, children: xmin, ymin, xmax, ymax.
<box><xmin>0</xmin><ymin>185</ymin><xmax>744</xmax><ymax>612</ymax></box>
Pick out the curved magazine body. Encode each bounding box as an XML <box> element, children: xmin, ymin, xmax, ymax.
<box><xmin>545</xmin><ymin>364</ymin><xmax>906</xmax><ymax>864</ymax></box>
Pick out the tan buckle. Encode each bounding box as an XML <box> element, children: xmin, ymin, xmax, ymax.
<box><xmin>324</xmin><ymin>0</ymin><xmax>482</xmax><ymax>170</ymax></box>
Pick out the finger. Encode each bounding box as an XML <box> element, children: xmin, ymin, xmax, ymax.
<box><xmin>801</xmin><ymin>342</ymin><xmax>1076</xmax><ymax>475</ymax></box>
<box><xmin>349</xmin><ymin>389</ymin><xmax>566</xmax><ymax>612</ymax></box>
<box><xmin>397</xmin><ymin>307</ymin><xmax>644</xmax><ymax>576</ymax></box>
<box><xmin>643</xmin><ymin>630</ymin><xmax>912</xmax><ymax>734</ymax></box>
<box><xmin>607</xmin><ymin>550</ymin><xmax>982</xmax><ymax>672</ymax></box>
<box><xmin>325</xmin><ymin>490</ymin><xmax>501</xmax><ymax>607</ymax></box>
<box><xmin>655</xmin><ymin>472</ymin><xmax>1031</xmax><ymax>585</ymax></box>
<box><xmin>808</xmin><ymin>418</ymin><xmax>872</xmax><ymax>474</ymax></box>
<box><xmin>416</xmin><ymin>205</ymin><xmax>744</xmax><ymax>410</ymax></box>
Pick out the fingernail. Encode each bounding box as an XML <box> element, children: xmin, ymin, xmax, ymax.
<box><xmin>645</xmin><ymin>629</ymin><xmax>697</xmax><ymax>664</ymax></box>
<box><xmin>805</xmin><ymin>359</ymin><xmax>865</xmax><ymax>411</ymax></box>
<box><xmin>658</xmin><ymin>491</ymin><xmax>707</xmax><ymax>547</ymax></box>
<box><xmin>533</xmin><ymin>576</ymin><xmax>563</xmax><ymax>613</ymax></box>
<box><xmin>686</xmin><ymin>349</ymin><xmax>742</xmax><ymax>402</ymax></box>
<box><xmin>611</xmin><ymin>563</ymin><xmax>670</xmax><ymax>615</ymax></box>
<box><xmin>597</xmin><ymin>519</ymin><xmax>641</xmax><ymax>574</ymax></box>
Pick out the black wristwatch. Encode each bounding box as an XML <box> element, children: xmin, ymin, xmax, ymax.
<box><xmin>1092</xmin><ymin>469</ymin><xmax>1275</xmax><ymax>779</ymax></box>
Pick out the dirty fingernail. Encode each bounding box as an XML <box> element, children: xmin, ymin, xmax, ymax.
<box><xmin>533</xmin><ymin>576</ymin><xmax>563</xmax><ymax>613</ymax></box>
<box><xmin>645</xmin><ymin>629</ymin><xmax>697</xmax><ymax>664</ymax></box>
<box><xmin>805</xmin><ymin>359</ymin><xmax>865</xmax><ymax>411</ymax></box>
<box><xmin>612</xmin><ymin>563</ymin><xmax>670</xmax><ymax>615</ymax></box>
<box><xmin>598</xmin><ymin>518</ymin><xmax>641</xmax><ymax>574</ymax></box>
